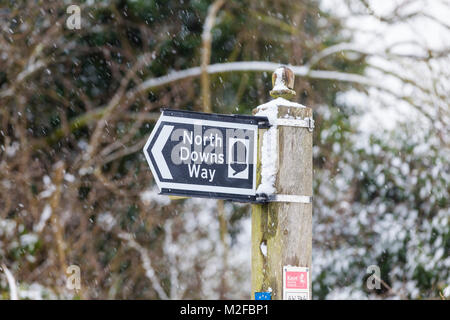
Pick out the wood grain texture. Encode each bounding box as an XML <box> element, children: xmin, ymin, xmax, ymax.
<box><xmin>252</xmin><ymin>104</ymin><xmax>313</xmax><ymax>300</ymax></box>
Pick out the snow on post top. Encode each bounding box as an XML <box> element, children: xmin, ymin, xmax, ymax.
<box><xmin>255</xmin><ymin>98</ymin><xmax>306</xmax><ymax>125</ymax></box>
<box><xmin>258</xmin><ymin>66</ymin><xmax>305</xmax><ymax>126</ymax></box>
<box><xmin>270</xmin><ymin>66</ymin><xmax>296</xmax><ymax>99</ymax></box>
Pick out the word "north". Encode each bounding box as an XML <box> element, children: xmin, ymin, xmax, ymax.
<box><xmin>183</xmin><ymin>131</ymin><xmax>223</xmax><ymax>147</ymax></box>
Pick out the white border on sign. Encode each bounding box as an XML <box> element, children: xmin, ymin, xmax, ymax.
<box><xmin>143</xmin><ymin>113</ymin><xmax>258</xmax><ymax>196</ymax></box>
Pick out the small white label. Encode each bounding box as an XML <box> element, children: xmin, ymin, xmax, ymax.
<box><xmin>283</xmin><ymin>266</ymin><xmax>310</xmax><ymax>300</ymax></box>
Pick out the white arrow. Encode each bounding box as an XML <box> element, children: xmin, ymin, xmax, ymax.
<box><xmin>151</xmin><ymin>125</ymin><xmax>174</xmax><ymax>180</ymax></box>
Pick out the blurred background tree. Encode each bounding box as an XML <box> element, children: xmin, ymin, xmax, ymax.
<box><xmin>0</xmin><ymin>0</ymin><xmax>448</xmax><ymax>299</ymax></box>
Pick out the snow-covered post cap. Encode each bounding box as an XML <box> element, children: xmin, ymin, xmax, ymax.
<box><xmin>270</xmin><ymin>66</ymin><xmax>296</xmax><ymax>100</ymax></box>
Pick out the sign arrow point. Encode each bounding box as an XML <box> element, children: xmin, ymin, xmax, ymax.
<box><xmin>151</xmin><ymin>124</ymin><xmax>174</xmax><ymax>180</ymax></box>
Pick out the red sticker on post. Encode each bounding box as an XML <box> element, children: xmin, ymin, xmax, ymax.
<box><xmin>283</xmin><ymin>266</ymin><xmax>310</xmax><ymax>300</ymax></box>
<box><xmin>286</xmin><ymin>271</ymin><xmax>308</xmax><ymax>289</ymax></box>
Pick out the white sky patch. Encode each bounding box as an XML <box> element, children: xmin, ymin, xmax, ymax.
<box><xmin>321</xmin><ymin>0</ymin><xmax>450</xmax><ymax>134</ymax></box>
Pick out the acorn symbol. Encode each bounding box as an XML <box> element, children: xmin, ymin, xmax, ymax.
<box><xmin>230</xmin><ymin>141</ymin><xmax>247</xmax><ymax>176</ymax></box>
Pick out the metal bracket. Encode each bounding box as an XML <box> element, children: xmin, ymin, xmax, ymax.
<box><xmin>255</xmin><ymin>116</ymin><xmax>271</xmax><ymax>129</ymax></box>
<box><xmin>276</xmin><ymin>117</ymin><xmax>315</xmax><ymax>132</ymax></box>
<box><xmin>255</xmin><ymin>193</ymin><xmax>313</xmax><ymax>204</ymax></box>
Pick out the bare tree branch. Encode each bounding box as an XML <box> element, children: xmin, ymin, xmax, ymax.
<box><xmin>1</xmin><ymin>264</ymin><xmax>19</xmax><ymax>300</ymax></box>
<box><xmin>118</xmin><ymin>232</ymin><xmax>169</xmax><ymax>300</ymax></box>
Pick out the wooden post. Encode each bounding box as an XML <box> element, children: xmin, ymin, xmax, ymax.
<box><xmin>251</xmin><ymin>67</ymin><xmax>313</xmax><ymax>300</ymax></box>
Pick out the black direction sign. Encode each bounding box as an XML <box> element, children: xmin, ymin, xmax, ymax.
<box><xmin>143</xmin><ymin>109</ymin><xmax>267</xmax><ymax>202</ymax></box>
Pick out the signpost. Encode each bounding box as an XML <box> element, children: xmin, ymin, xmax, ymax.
<box><xmin>251</xmin><ymin>67</ymin><xmax>313</xmax><ymax>300</ymax></box>
<box><xmin>143</xmin><ymin>66</ymin><xmax>313</xmax><ymax>300</ymax></box>
<box><xmin>143</xmin><ymin>109</ymin><xmax>269</xmax><ymax>202</ymax></box>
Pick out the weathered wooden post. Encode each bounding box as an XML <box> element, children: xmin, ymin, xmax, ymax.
<box><xmin>251</xmin><ymin>66</ymin><xmax>313</xmax><ymax>300</ymax></box>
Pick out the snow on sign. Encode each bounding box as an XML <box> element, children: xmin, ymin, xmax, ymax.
<box><xmin>283</xmin><ymin>266</ymin><xmax>310</xmax><ymax>300</ymax></box>
<box><xmin>143</xmin><ymin>109</ymin><xmax>267</xmax><ymax>202</ymax></box>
